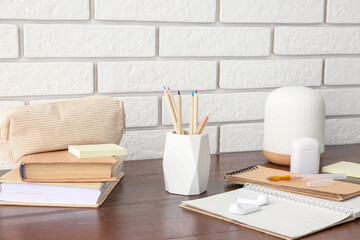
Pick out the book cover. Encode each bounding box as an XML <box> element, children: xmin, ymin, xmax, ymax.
<box><xmin>19</xmin><ymin>150</ymin><xmax>121</xmax><ymax>183</ymax></box>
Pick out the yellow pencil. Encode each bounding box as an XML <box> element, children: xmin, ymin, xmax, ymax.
<box><xmin>176</xmin><ymin>91</ymin><xmax>183</xmax><ymax>135</ymax></box>
<box><xmin>164</xmin><ymin>87</ymin><xmax>178</xmax><ymax>133</ymax></box>
<box><xmin>194</xmin><ymin>90</ymin><xmax>198</xmax><ymax>134</ymax></box>
<box><xmin>189</xmin><ymin>91</ymin><xmax>194</xmax><ymax>135</ymax></box>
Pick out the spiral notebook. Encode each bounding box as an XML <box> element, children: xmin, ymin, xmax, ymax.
<box><xmin>180</xmin><ymin>183</ymin><xmax>360</xmax><ymax>240</ymax></box>
<box><xmin>224</xmin><ymin>166</ymin><xmax>360</xmax><ymax>201</ymax></box>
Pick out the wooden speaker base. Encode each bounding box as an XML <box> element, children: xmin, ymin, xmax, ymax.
<box><xmin>263</xmin><ymin>150</ymin><xmax>324</xmax><ymax>166</ymax></box>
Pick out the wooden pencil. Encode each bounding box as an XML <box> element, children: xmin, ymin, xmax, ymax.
<box><xmin>195</xmin><ymin>111</ymin><xmax>210</xmax><ymax>135</ymax></box>
<box><xmin>176</xmin><ymin>91</ymin><xmax>182</xmax><ymax>134</ymax></box>
<box><xmin>164</xmin><ymin>87</ymin><xmax>178</xmax><ymax>133</ymax></box>
<box><xmin>167</xmin><ymin>87</ymin><xmax>177</xmax><ymax>123</ymax></box>
<box><xmin>189</xmin><ymin>91</ymin><xmax>194</xmax><ymax>135</ymax></box>
<box><xmin>194</xmin><ymin>90</ymin><xmax>198</xmax><ymax>134</ymax></box>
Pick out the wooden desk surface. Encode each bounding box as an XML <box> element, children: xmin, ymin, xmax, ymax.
<box><xmin>0</xmin><ymin>144</ymin><xmax>359</xmax><ymax>240</ymax></box>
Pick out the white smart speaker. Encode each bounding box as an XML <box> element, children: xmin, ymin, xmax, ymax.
<box><xmin>263</xmin><ymin>86</ymin><xmax>325</xmax><ymax>166</ymax></box>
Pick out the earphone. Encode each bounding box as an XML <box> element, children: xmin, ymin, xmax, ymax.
<box><xmin>236</xmin><ymin>194</ymin><xmax>268</xmax><ymax>206</ymax></box>
<box><xmin>228</xmin><ymin>194</ymin><xmax>269</xmax><ymax>215</ymax></box>
<box><xmin>228</xmin><ymin>203</ymin><xmax>260</xmax><ymax>215</ymax></box>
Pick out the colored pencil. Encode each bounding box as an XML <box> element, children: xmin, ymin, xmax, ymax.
<box><xmin>195</xmin><ymin>111</ymin><xmax>210</xmax><ymax>135</ymax></box>
<box><xmin>189</xmin><ymin>91</ymin><xmax>194</xmax><ymax>135</ymax></box>
<box><xmin>167</xmin><ymin>87</ymin><xmax>177</xmax><ymax>123</ymax></box>
<box><xmin>163</xmin><ymin>86</ymin><xmax>178</xmax><ymax>133</ymax></box>
<box><xmin>176</xmin><ymin>91</ymin><xmax>183</xmax><ymax>134</ymax></box>
<box><xmin>194</xmin><ymin>90</ymin><xmax>198</xmax><ymax>134</ymax></box>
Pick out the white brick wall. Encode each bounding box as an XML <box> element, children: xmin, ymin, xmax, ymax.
<box><xmin>94</xmin><ymin>0</ymin><xmax>216</xmax><ymax>23</ymax></box>
<box><xmin>24</xmin><ymin>25</ymin><xmax>156</xmax><ymax>57</ymax></box>
<box><xmin>325</xmin><ymin>58</ymin><xmax>360</xmax><ymax>85</ymax></box>
<box><xmin>327</xmin><ymin>0</ymin><xmax>360</xmax><ymax>24</ymax></box>
<box><xmin>98</xmin><ymin>61</ymin><xmax>217</xmax><ymax>93</ymax></box>
<box><xmin>0</xmin><ymin>63</ymin><xmax>93</xmax><ymax>96</ymax></box>
<box><xmin>159</xmin><ymin>27</ymin><xmax>271</xmax><ymax>56</ymax></box>
<box><xmin>0</xmin><ymin>1</ymin><xmax>360</xmax><ymax>167</ymax></box>
<box><xmin>274</xmin><ymin>27</ymin><xmax>360</xmax><ymax>55</ymax></box>
<box><xmin>220</xmin><ymin>60</ymin><xmax>323</xmax><ymax>89</ymax></box>
<box><xmin>0</xmin><ymin>0</ymin><xmax>89</xmax><ymax>20</ymax></box>
<box><xmin>0</xmin><ymin>25</ymin><xmax>18</xmax><ymax>58</ymax></box>
<box><xmin>326</xmin><ymin>118</ymin><xmax>360</xmax><ymax>145</ymax></box>
<box><xmin>121</xmin><ymin>97</ymin><xmax>159</xmax><ymax>128</ymax></box>
<box><xmin>220</xmin><ymin>0</ymin><xmax>324</xmax><ymax>23</ymax></box>
<box><xmin>220</xmin><ymin>123</ymin><xmax>264</xmax><ymax>153</ymax></box>
<box><xmin>319</xmin><ymin>89</ymin><xmax>360</xmax><ymax>116</ymax></box>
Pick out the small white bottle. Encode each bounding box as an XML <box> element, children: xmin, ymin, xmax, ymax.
<box><xmin>290</xmin><ymin>138</ymin><xmax>320</xmax><ymax>174</ymax></box>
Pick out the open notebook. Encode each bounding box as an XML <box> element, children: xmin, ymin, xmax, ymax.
<box><xmin>224</xmin><ymin>166</ymin><xmax>360</xmax><ymax>201</ymax></box>
<box><xmin>180</xmin><ymin>183</ymin><xmax>360</xmax><ymax>240</ymax></box>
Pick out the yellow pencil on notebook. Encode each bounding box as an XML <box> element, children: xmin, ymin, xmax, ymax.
<box><xmin>176</xmin><ymin>91</ymin><xmax>183</xmax><ymax>134</ymax></box>
<box><xmin>189</xmin><ymin>91</ymin><xmax>194</xmax><ymax>135</ymax></box>
<box><xmin>164</xmin><ymin>86</ymin><xmax>178</xmax><ymax>133</ymax></box>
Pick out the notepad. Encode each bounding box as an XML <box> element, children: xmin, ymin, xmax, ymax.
<box><xmin>224</xmin><ymin>166</ymin><xmax>360</xmax><ymax>201</ymax></box>
<box><xmin>322</xmin><ymin>161</ymin><xmax>360</xmax><ymax>178</ymax></box>
<box><xmin>68</xmin><ymin>143</ymin><xmax>127</xmax><ymax>158</ymax></box>
<box><xmin>180</xmin><ymin>183</ymin><xmax>360</xmax><ymax>240</ymax></box>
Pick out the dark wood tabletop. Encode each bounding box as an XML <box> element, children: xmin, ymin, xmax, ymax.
<box><xmin>1</xmin><ymin>144</ymin><xmax>360</xmax><ymax>240</ymax></box>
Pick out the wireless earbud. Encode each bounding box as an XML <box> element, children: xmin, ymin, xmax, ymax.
<box><xmin>236</xmin><ymin>194</ymin><xmax>269</xmax><ymax>206</ymax></box>
<box><xmin>228</xmin><ymin>203</ymin><xmax>260</xmax><ymax>215</ymax></box>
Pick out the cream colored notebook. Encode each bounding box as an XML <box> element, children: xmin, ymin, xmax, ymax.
<box><xmin>224</xmin><ymin>166</ymin><xmax>360</xmax><ymax>201</ymax></box>
<box><xmin>0</xmin><ymin>161</ymin><xmax>124</xmax><ymax>208</ymax></box>
<box><xmin>180</xmin><ymin>183</ymin><xmax>360</xmax><ymax>240</ymax></box>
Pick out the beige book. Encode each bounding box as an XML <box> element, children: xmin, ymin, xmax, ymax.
<box><xmin>20</xmin><ymin>150</ymin><xmax>122</xmax><ymax>183</ymax></box>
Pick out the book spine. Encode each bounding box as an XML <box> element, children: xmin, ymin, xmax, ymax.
<box><xmin>243</xmin><ymin>183</ymin><xmax>354</xmax><ymax>215</ymax></box>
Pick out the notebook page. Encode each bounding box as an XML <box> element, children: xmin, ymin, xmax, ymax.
<box><xmin>341</xmin><ymin>196</ymin><xmax>360</xmax><ymax>218</ymax></box>
<box><xmin>182</xmin><ymin>188</ymin><xmax>351</xmax><ymax>239</ymax></box>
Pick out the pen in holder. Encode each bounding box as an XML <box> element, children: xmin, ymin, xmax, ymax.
<box><xmin>162</xmin><ymin>131</ymin><xmax>211</xmax><ymax>195</ymax></box>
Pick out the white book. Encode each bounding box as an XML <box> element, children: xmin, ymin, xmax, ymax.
<box><xmin>180</xmin><ymin>183</ymin><xmax>360</xmax><ymax>240</ymax></box>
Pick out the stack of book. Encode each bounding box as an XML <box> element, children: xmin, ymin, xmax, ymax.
<box><xmin>0</xmin><ymin>144</ymin><xmax>127</xmax><ymax>208</ymax></box>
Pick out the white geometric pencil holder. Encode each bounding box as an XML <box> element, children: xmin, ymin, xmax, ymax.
<box><xmin>162</xmin><ymin>131</ymin><xmax>211</xmax><ymax>195</ymax></box>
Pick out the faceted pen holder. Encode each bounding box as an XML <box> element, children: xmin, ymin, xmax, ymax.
<box><xmin>162</xmin><ymin>131</ymin><xmax>211</xmax><ymax>195</ymax></box>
